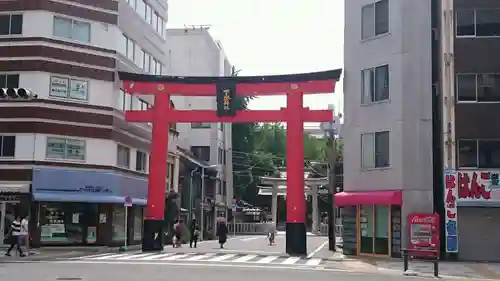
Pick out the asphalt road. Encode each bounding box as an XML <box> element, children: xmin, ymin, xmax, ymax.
<box><xmin>0</xmin><ymin>261</ymin><xmax>434</xmax><ymax>281</ymax></box>
<box><xmin>180</xmin><ymin>232</ymin><xmax>331</xmax><ymax>258</ymax></box>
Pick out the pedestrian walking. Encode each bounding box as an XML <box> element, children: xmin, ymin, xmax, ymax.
<box><xmin>20</xmin><ymin>215</ymin><xmax>30</xmax><ymax>255</ymax></box>
<box><xmin>5</xmin><ymin>215</ymin><xmax>25</xmax><ymax>257</ymax></box>
<box><xmin>189</xmin><ymin>218</ymin><xmax>199</xmax><ymax>248</ymax></box>
<box><xmin>216</xmin><ymin>218</ymin><xmax>228</xmax><ymax>249</ymax></box>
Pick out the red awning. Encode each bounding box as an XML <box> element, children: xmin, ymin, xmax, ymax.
<box><xmin>334</xmin><ymin>191</ymin><xmax>402</xmax><ymax>206</ymax></box>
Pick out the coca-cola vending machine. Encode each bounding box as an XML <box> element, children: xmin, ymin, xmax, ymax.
<box><xmin>408</xmin><ymin>213</ymin><xmax>440</xmax><ymax>257</ymax></box>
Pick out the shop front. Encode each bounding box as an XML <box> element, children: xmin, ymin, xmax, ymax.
<box><xmin>335</xmin><ymin>191</ymin><xmax>403</xmax><ymax>257</ymax></box>
<box><xmin>0</xmin><ymin>186</ymin><xmax>31</xmax><ymax>246</ymax></box>
<box><xmin>30</xmin><ymin>168</ymin><xmax>148</xmax><ymax>247</ymax></box>
<box><xmin>445</xmin><ymin>170</ymin><xmax>500</xmax><ymax>261</ymax></box>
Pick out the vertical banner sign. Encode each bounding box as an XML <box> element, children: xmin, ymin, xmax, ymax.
<box><xmin>444</xmin><ymin>169</ymin><xmax>458</xmax><ymax>253</ymax></box>
<box><xmin>216</xmin><ymin>81</ymin><xmax>237</xmax><ymax>116</ymax></box>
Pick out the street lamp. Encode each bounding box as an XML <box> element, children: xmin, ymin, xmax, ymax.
<box><xmin>200</xmin><ymin>164</ymin><xmax>220</xmax><ymax>240</ymax></box>
<box><xmin>321</xmin><ymin>107</ymin><xmax>340</xmax><ymax>252</ymax></box>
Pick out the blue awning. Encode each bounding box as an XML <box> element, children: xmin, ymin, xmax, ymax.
<box><xmin>33</xmin><ymin>193</ymin><xmax>147</xmax><ymax>206</ymax></box>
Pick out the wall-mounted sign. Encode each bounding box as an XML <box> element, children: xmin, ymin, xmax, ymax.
<box><xmin>216</xmin><ymin>82</ymin><xmax>236</xmax><ymax>116</ymax></box>
<box><xmin>444</xmin><ymin>170</ymin><xmax>458</xmax><ymax>253</ymax></box>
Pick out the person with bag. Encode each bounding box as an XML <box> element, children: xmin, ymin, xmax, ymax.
<box><xmin>5</xmin><ymin>215</ymin><xmax>25</xmax><ymax>257</ymax></box>
<box><xmin>189</xmin><ymin>218</ymin><xmax>199</xmax><ymax>248</ymax></box>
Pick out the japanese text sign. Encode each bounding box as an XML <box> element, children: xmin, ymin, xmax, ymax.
<box><xmin>216</xmin><ymin>82</ymin><xmax>236</xmax><ymax>117</ymax></box>
<box><xmin>444</xmin><ymin>170</ymin><xmax>458</xmax><ymax>253</ymax></box>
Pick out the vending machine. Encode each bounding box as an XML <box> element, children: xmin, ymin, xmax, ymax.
<box><xmin>408</xmin><ymin>213</ymin><xmax>440</xmax><ymax>257</ymax></box>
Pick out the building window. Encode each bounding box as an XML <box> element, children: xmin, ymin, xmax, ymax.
<box><xmin>456</xmin><ymin>9</ymin><xmax>500</xmax><ymax>37</ymax></box>
<box><xmin>49</xmin><ymin>76</ymin><xmax>89</xmax><ymax>101</ymax></box>
<box><xmin>0</xmin><ymin>14</ymin><xmax>23</xmax><ymax>35</ymax></box>
<box><xmin>118</xmin><ymin>90</ymin><xmax>133</xmax><ymax>111</ymax></box>
<box><xmin>0</xmin><ymin>74</ymin><xmax>19</xmax><ymax>88</ymax></box>
<box><xmin>361</xmin><ymin>65</ymin><xmax>389</xmax><ymax>104</ymax></box>
<box><xmin>361</xmin><ymin>0</ymin><xmax>389</xmax><ymax>40</ymax></box>
<box><xmin>46</xmin><ymin>137</ymin><xmax>85</xmax><ymax>160</ymax></box>
<box><xmin>117</xmin><ymin>144</ymin><xmax>131</xmax><ymax>168</ymax></box>
<box><xmin>126</xmin><ymin>38</ymin><xmax>135</xmax><ymax>61</ymax></box>
<box><xmin>136</xmin><ymin>150</ymin><xmax>147</xmax><ymax>172</ymax></box>
<box><xmin>0</xmin><ymin>136</ymin><xmax>15</xmax><ymax>157</ymax></box>
<box><xmin>191</xmin><ymin>146</ymin><xmax>210</xmax><ymax>162</ymax></box>
<box><xmin>361</xmin><ymin>131</ymin><xmax>390</xmax><ymax>169</ymax></box>
<box><xmin>118</xmin><ymin>33</ymin><xmax>127</xmax><ymax>55</ymax></box>
<box><xmin>457</xmin><ymin>74</ymin><xmax>500</xmax><ymax>102</ymax></box>
<box><xmin>191</xmin><ymin>123</ymin><xmax>211</xmax><ymax>129</ymax></box>
<box><xmin>53</xmin><ymin>16</ymin><xmax>91</xmax><ymax>43</ymax></box>
<box><xmin>458</xmin><ymin>139</ymin><xmax>500</xmax><ymax>168</ymax></box>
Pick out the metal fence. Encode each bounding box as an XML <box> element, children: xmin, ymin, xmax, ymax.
<box><xmin>227</xmin><ymin>222</ymin><xmax>343</xmax><ymax>237</ymax></box>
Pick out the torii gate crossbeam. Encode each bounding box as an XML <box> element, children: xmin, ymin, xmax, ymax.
<box><xmin>119</xmin><ymin>69</ymin><xmax>342</xmax><ymax>256</ymax></box>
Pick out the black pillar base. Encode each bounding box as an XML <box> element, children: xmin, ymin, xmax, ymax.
<box><xmin>285</xmin><ymin>222</ymin><xmax>307</xmax><ymax>256</ymax></box>
<box><xmin>142</xmin><ymin>219</ymin><xmax>164</xmax><ymax>252</ymax></box>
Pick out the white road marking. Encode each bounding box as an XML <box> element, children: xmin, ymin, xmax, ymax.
<box><xmin>207</xmin><ymin>254</ymin><xmax>236</xmax><ymax>262</ymax></box>
<box><xmin>232</xmin><ymin>254</ymin><xmax>257</xmax><ymax>262</ymax></box>
<box><xmin>140</xmin><ymin>253</ymin><xmax>176</xmax><ymax>260</ymax></box>
<box><xmin>116</xmin><ymin>253</ymin><xmax>157</xmax><ymax>260</ymax></box>
<box><xmin>159</xmin><ymin>253</ymin><xmax>192</xmax><ymax>260</ymax></box>
<box><xmin>305</xmin><ymin>258</ymin><xmax>322</xmax><ymax>266</ymax></box>
<box><xmin>307</xmin><ymin>240</ymin><xmax>328</xmax><ymax>259</ymax></box>
<box><xmin>54</xmin><ymin>260</ymin><xmax>351</xmax><ymax>273</ymax></box>
<box><xmin>88</xmin><ymin>253</ymin><xmax>130</xmax><ymax>260</ymax></box>
<box><xmin>255</xmin><ymin>256</ymin><xmax>279</xmax><ymax>263</ymax></box>
<box><xmin>184</xmin><ymin>253</ymin><xmax>216</xmax><ymax>261</ymax></box>
<box><xmin>281</xmin><ymin>257</ymin><xmax>301</xmax><ymax>265</ymax></box>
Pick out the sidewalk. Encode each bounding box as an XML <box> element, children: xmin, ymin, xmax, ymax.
<box><xmin>317</xmin><ymin>252</ymin><xmax>500</xmax><ymax>280</ymax></box>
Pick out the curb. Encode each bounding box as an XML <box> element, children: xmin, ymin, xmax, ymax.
<box><xmin>378</xmin><ymin>267</ymin><xmax>498</xmax><ymax>281</ymax></box>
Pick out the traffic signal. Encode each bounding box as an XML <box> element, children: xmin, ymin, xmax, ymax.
<box><xmin>0</xmin><ymin>88</ymin><xmax>38</xmax><ymax>100</ymax></box>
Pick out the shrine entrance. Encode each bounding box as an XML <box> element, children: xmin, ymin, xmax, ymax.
<box><xmin>120</xmin><ymin>69</ymin><xmax>342</xmax><ymax>256</ymax></box>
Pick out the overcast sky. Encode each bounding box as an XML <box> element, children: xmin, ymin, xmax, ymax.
<box><xmin>167</xmin><ymin>0</ymin><xmax>344</xmax><ymax>115</ymax></box>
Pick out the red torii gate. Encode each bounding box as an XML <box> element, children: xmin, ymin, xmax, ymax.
<box><xmin>119</xmin><ymin>69</ymin><xmax>342</xmax><ymax>256</ymax></box>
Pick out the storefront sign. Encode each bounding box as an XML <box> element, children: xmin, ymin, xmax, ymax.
<box><xmin>31</xmin><ymin>168</ymin><xmax>148</xmax><ymax>205</ymax></box>
<box><xmin>456</xmin><ymin>171</ymin><xmax>495</xmax><ymax>201</ymax></box>
<box><xmin>444</xmin><ymin>170</ymin><xmax>458</xmax><ymax>253</ymax></box>
<box><xmin>408</xmin><ymin>213</ymin><xmax>440</xmax><ymax>256</ymax></box>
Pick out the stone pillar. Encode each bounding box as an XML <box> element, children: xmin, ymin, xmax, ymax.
<box><xmin>272</xmin><ymin>184</ymin><xmax>278</xmax><ymax>225</ymax></box>
<box><xmin>311</xmin><ymin>185</ymin><xmax>319</xmax><ymax>234</ymax></box>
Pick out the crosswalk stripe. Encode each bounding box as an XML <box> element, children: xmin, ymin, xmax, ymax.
<box><xmin>140</xmin><ymin>253</ymin><xmax>176</xmax><ymax>260</ymax></box>
<box><xmin>159</xmin><ymin>253</ymin><xmax>192</xmax><ymax>260</ymax></box>
<box><xmin>255</xmin><ymin>255</ymin><xmax>279</xmax><ymax>263</ymax></box>
<box><xmin>305</xmin><ymin>258</ymin><xmax>321</xmax><ymax>266</ymax></box>
<box><xmin>184</xmin><ymin>253</ymin><xmax>217</xmax><ymax>261</ymax></box>
<box><xmin>281</xmin><ymin>257</ymin><xmax>301</xmax><ymax>265</ymax></box>
<box><xmin>207</xmin><ymin>254</ymin><xmax>236</xmax><ymax>262</ymax></box>
<box><xmin>89</xmin><ymin>253</ymin><xmax>130</xmax><ymax>260</ymax></box>
<box><xmin>117</xmin><ymin>253</ymin><xmax>157</xmax><ymax>260</ymax></box>
<box><xmin>232</xmin><ymin>254</ymin><xmax>257</xmax><ymax>262</ymax></box>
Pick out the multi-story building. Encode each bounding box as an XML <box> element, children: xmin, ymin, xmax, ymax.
<box><xmin>165</xmin><ymin>27</ymin><xmax>234</xmax><ymax>229</ymax></box>
<box><xmin>340</xmin><ymin>0</ymin><xmax>434</xmax><ymax>258</ymax></box>
<box><xmin>0</xmin><ymin>0</ymin><xmax>178</xmax><ymax>247</ymax></box>
<box><xmin>340</xmin><ymin>0</ymin><xmax>500</xmax><ymax>261</ymax></box>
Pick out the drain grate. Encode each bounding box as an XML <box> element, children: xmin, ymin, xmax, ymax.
<box><xmin>56</xmin><ymin>278</ymin><xmax>83</xmax><ymax>280</ymax></box>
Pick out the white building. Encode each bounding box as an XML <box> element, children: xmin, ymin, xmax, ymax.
<box><xmin>0</xmin><ymin>0</ymin><xmax>178</xmax><ymax>247</ymax></box>
<box><xmin>165</xmin><ymin>27</ymin><xmax>234</xmax><ymax>214</ymax></box>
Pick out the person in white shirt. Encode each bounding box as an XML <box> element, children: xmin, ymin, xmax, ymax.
<box><xmin>20</xmin><ymin>216</ymin><xmax>29</xmax><ymax>255</ymax></box>
<box><xmin>5</xmin><ymin>215</ymin><xmax>25</xmax><ymax>257</ymax></box>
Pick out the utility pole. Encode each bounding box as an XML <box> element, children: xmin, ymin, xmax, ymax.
<box><xmin>322</xmin><ymin>109</ymin><xmax>338</xmax><ymax>252</ymax></box>
<box><xmin>327</xmin><ymin>133</ymin><xmax>337</xmax><ymax>251</ymax></box>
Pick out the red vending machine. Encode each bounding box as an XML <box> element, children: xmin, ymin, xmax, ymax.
<box><xmin>408</xmin><ymin>213</ymin><xmax>440</xmax><ymax>257</ymax></box>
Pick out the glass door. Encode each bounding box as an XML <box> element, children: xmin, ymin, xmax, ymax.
<box><xmin>359</xmin><ymin>205</ymin><xmax>373</xmax><ymax>253</ymax></box>
<box><xmin>359</xmin><ymin>205</ymin><xmax>390</xmax><ymax>255</ymax></box>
